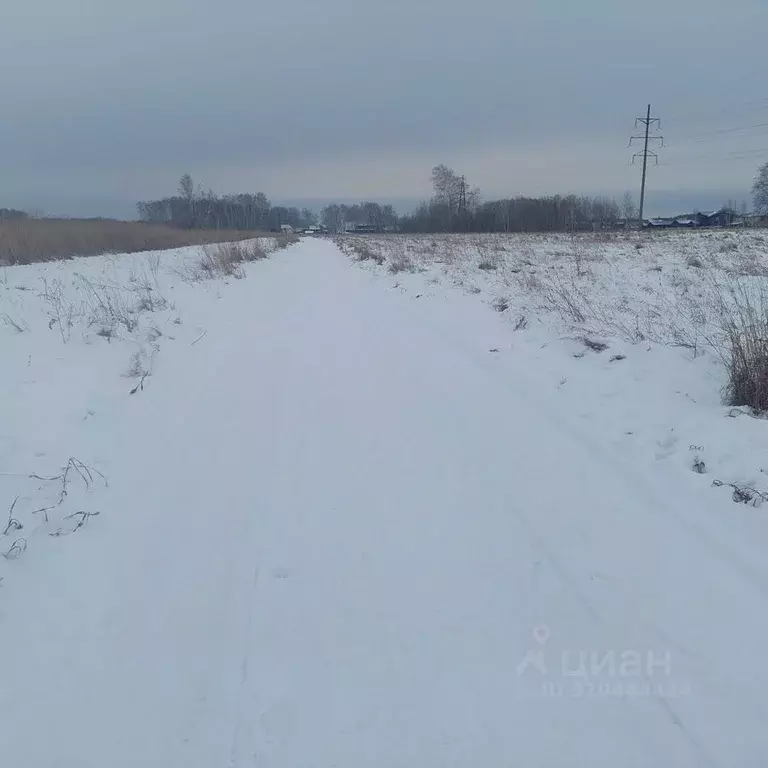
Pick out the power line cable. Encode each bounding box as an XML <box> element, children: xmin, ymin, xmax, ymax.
<box><xmin>667</xmin><ymin>121</ymin><xmax>768</xmax><ymax>143</ymax></box>
<box><xmin>661</xmin><ymin>147</ymin><xmax>768</xmax><ymax>165</ymax></box>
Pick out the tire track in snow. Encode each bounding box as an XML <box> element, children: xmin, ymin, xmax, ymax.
<box><xmin>511</xmin><ymin>503</ymin><xmax>721</xmax><ymax>768</ymax></box>
<box><xmin>341</xmin><ymin>245</ymin><xmax>766</xmax><ymax>764</ymax></box>
<box><xmin>228</xmin><ymin>563</ymin><xmax>261</xmax><ymax>768</ymax></box>
<box><xmin>388</xmin><ymin>267</ymin><xmax>768</xmax><ymax>599</ymax></box>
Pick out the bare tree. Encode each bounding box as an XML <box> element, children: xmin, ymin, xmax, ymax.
<box><xmin>430</xmin><ymin>165</ymin><xmax>481</xmax><ymax>230</ymax></box>
<box><xmin>176</xmin><ymin>174</ymin><xmax>196</xmax><ymax>228</ymax></box>
<box><xmin>381</xmin><ymin>204</ymin><xmax>398</xmax><ymax>230</ymax></box>
<box><xmin>431</xmin><ymin>165</ymin><xmax>460</xmax><ymax>211</ymax></box>
<box><xmin>753</xmin><ymin>162</ymin><xmax>768</xmax><ymax>215</ymax></box>
<box><xmin>620</xmin><ymin>192</ymin><xmax>638</xmax><ymax>221</ymax></box>
<box><xmin>321</xmin><ymin>204</ymin><xmax>344</xmax><ymax>234</ymax></box>
<box><xmin>178</xmin><ymin>174</ymin><xmax>194</xmax><ymax>201</ymax></box>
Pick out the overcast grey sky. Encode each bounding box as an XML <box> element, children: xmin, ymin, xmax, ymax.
<box><xmin>1</xmin><ymin>0</ymin><xmax>766</xmax><ymax>217</ymax></box>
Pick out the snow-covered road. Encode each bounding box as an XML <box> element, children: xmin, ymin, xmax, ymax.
<box><xmin>3</xmin><ymin>239</ymin><xmax>768</xmax><ymax>766</ymax></box>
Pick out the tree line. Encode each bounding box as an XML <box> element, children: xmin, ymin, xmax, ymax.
<box><xmin>137</xmin><ymin>174</ymin><xmax>316</xmax><ymax>231</ymax></box>
<box><xmin>321</xmin><ymin>165</ymin><xmax>624</xmax><ymax>234</ymax></box>
<box><xmin>137</xmin><ymin>162</ymin><xmax>768</xmax><ymax>235</ymax></box>
<box><xmin>138</xmin><ymin>169</ymin><xmax>625</xmax><ymax>236</ymax></box>
<box><xmin>400</xmin><ymin>194</ymin><xmax>622</xmax><ymax>234</ymax></box>
<box><xmin>320</xmin><ymin>202</ymin><xmax>399</xmax><ymax>234</ymax></box>
<box><xmin>0</xmin><ymin>208</ymin><xmax>28</xmax><ymax>221</ymax></box>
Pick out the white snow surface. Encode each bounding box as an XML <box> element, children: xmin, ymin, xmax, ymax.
<box><xmin>1</xmin><ymin>235</ymin><xmax>768</xmax><ymax>766</ymax></box>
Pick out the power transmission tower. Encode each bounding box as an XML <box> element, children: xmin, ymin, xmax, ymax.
<box><xmin>629</xmin><ymin>104</ymin><xmax>663</xmax><ymax>224</ymax></box>
<box><xmin>457</xmin><ymin>175</ymin><xmax>468</xmax><ymax>230</ymax></box>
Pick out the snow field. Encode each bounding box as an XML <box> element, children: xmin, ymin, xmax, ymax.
<box><xmin>1</xmin><ymin>233</ymin><xmax>768</xmax><ymax>766</ymax></box>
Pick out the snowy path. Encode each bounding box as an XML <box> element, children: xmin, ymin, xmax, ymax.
<box><xmin>3</xmin><ymin>239</ymin><xmax>768</xmax><ymax>766</ymax></box>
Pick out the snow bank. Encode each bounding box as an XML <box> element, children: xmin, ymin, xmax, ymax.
<box><xmin>0</xmin><ymin>238</ymin><xmax>283</xmax><ymax>589</ymax></box>
<box><xmin>338</xmin><ymin>230</ymin><xmax>768</xmax><ymax>509</ymax></box>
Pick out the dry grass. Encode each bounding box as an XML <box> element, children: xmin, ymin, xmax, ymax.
<box><xmin>341</xmin><ymin>238</ymin><xmax>385</xmax><ymax>265</ymax></box>
<box><xmin>0</xmin><ymin>219</ymin><xmax>273</xmax><ymax>266</ymax></box>
<box><xmin>348</xmin><ymin>231</ymin><xmax>768</xmax><ymax>411</ymax></box>
<box><xmin>195</xmin><ymin>240</ymin><xmax>270</xmax><ymax>279</ymax></box>
<box><xmin>276</xmin><ymin>232</ymin><xmax>301</xmax><ymax>250</ymax></box>
<box><xmin>710</xmin><ymin>280</ymin><xmax>768</xmax><ymax>411</ymax></box>
<box><xmin>388</xmin><ymin>253</ymin><xmax>416</xmax><ymax>274</ymax></box>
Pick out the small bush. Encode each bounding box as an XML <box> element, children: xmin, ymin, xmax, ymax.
<box><xmin>125</xmin><ymin>351</ymin><xmax>146</xmax><ymax>378</ymax></box>
<box><xmin>128</xmin><ymin>270</ymin><xmax>168</xmax><ymax>313</ymax></box>
<box><xmin>124</xmin><ymin>348</ymin><xmax>156</xmax><ymax>387</ymax></box>
<box><xmin>196</xmin><ymin>241</ymin><xmax>265</xmax><ymax>278</ymax></box>
<box><xmin>276</xmin><ymin>232</ymin><xmax>300</xmax><ymax>249</ymax></box>
<box><xmin>716</xmin><ymin>283</ymin><xmax>768</xmax><ymax>411</ymax></box>
<box><xmin>219</xmin><ymin>241</ymin><xmax>268</xmax><ymax>264</ymax></box>
<box><xmin>388</xmin><ymin>254</ymin><xmax>415</xmax><ymax>274</ymax></box>
<box><xmin>539</xmin><ymin>271</ymin><xmax>587</xmax><ymax>324</ymax></box>
<box><xmin>725</xmin><ymin>329</ymin><xmax>768</xmax><ymax>411</ymax></box>
<box><xmin>199</xmin><ymin>248</ymin><xmax>241</xmax><ymax>278</ymax></box>
<box><xmin>74</xmin><ymin>274</ymin><xmax>139</xmax><ymax>332</ymax></box>
<box><xmin>187</xmin><ymin>236</ymin><xmax>293</xmax><ymax>281</ymax></box>
<box><xmin>351</xmin><ymin>243</ymin><xmax>384</xmax><ymax>264</ymax></box>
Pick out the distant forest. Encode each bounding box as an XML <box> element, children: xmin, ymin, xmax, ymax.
<box><xmin>137</xmin><ymin>168</ymin><xmax>627</xmax><ymax>234</ymax></box>
<box><xmin>393</xmin><ymin>165</ymin><xmax>624</xmax><ymax>234</ymax></box>
<box><xmin>137</xmin><ymin>174</ymin><xmax>315</xmax><ymax>231</ymax></box>
<box><xmin>0</xmin><ymin>208</ymin><xmax>29</xmax><ymax>221</ymax></box>
<box><xmin>321</xmin><ymin>166</ymin><xmax>624</xmax><ymax>233</ymax></box>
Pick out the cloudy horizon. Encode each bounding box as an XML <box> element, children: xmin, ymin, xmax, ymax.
<box><xmin>2</xmin><ymin>0</ymin><xmax>766</xmax><ymax>219</ymax></box>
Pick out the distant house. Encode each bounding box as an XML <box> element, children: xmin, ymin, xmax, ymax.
<box><xmin>695</xmin><ymin>208</ymin><xmax>739</xmax><ymax>228</ymax></box>
<box><xmin>643</xmin><ymin>209</ymin><xmax>746</xmax><ymax>230</ymax></box>
<box><xmin>280</xmin><ymin>224</ymin><xmax>294</xmax><ymax>234</ymax></box>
